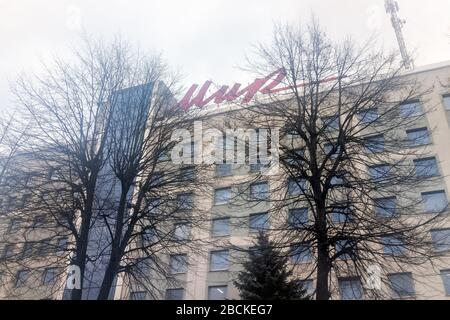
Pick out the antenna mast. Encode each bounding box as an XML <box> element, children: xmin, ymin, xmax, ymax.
<box><xmin>385</xmin><ymin>0</ymin><xmax>414</xmax><ymax>69</ymax></box>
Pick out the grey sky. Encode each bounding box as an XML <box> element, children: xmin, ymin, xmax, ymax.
<box><xmin>1</xmin><ymin>0</ymin><xmax>449</xmax><ymax>109</ymax></box>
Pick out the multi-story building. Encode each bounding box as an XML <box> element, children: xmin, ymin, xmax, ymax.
<box><xmin>1</xmin><ymin>61</ymin><xmax>450</xmax><ymax>300</ymax></box>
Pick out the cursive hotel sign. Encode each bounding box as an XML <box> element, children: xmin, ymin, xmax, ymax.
<box><xmin>178</xmin><ymin>68</ymin><xmax>339</xmax><ymax>110</ymax></box>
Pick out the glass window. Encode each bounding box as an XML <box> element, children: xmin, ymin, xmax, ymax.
<box><xmin>8</xmin><ymin>218</ymin><xmax>21</xmax><ymax>233</ymax></box>
<box><xmin>177</xmin><ymin>193</ymin><xmax>193</xmax><ymax>210</ymax></box>
<box><xmin>216</xmin><ymin>163</ymin><xmax>232</xmax><ymax>177</ymax></box>
<box><xmin>374</xmin><ymin>197</ymin><xmax>397</xmax><ymax>218</ymax></box>
<box><xmin>249</xmin><ymin>213</ymin><xmax>269</xmax><ymax>232</ymax></box>
<box><xmin>3</xmin><ymin>244</ymin><xmax>15</xmax><ymax>259</ymax></box>
<box><xmin>414</xmin><ymin>157</ymin><xmax>439</xmax><ymax>177</ymax></box>
<box><xmin>212</xmin><ymin>218</ymin><xmax>230</xmax><ymax>237</ymax></box>
<box><xmin>208</xmin><ymin>285</ymin><xmax>228</xmax><ymax>300</ymax></box>
<box><xmin>440</xmin><ymin>270</ymin><xmax>450</xmax><ymax>296</ymax></box>
<box><xmin>443</xmin><ymin>95</ymin><xmax>450</xmax><ymax>111</ymax></box>
<box><xmin>299</xmin><ymin>279</ymin><xmax>314</xmax><ymax>296</ymax></box>
<box><xmin>422</xmin><ymin>190</ymin><xmax>447</xmax><ymax>213</ymax></box>
<box><xmin>339</xmin><ymin>278</ymin><xmax>363</xmax><ymax>300</ymax></box>
<box><xmin>15</xmin><ymin>270</ymin><xmax>29</xmax><ymax>287</ymax></box>
<box><xmin>324</xmin><ymin>143</ymin><xmax>342</xmax><ymax>158</ymax></box>
<box><xmin>336</xmin><ymin>240</ymin><xmax>354</xmax><ymax>260</ymax></box>
<box><xmin>382</xmin><ymin>236</ymin><xmax>405</xmax><ymax>256</ymax></box>
<box><xmin>358</xmin><ymin>108</ymin><xmax>378</xmax><ymax>124</ymax></box>
<box><xmin>169</xmin><ymin>254</ymin><xmax>188</xmax><ymax>274</ymax></box>
<box><xmin>56</xmin><ymin>237</ymin><xmax>68</xmax><ymax>253</ymax></box>
<box><xmin>400</xmin><ymin>100</ymin><xmax>423</xmax><ymax>117</ymax></box>
<box><xmin>331</xmin><ymin>206</ymin><xmax>350</xmax><ymax>223</ymax></box>
<box><xmin>431</xmin><ymin>229</ymin><xmax>450</xmax><ymax>252</ymax></box>
<box><xmin>130</xmin><ymin>291</ymin><xmax>147</xmax><ymax>300</ymax></box>
<box><xmin>291</xmin><ymin>243</ymin><xmax>312</xmax><ymax>263</ymax></box>
<box><xmin>331</xmin><ymin>172</ymin><xmax>346</xmax><ymax>186</ymax></box>
<box><xmin>369</xmin><ymin>164</ymin><xmax>390</xmax><ymax>181</ymax></box>
<box><xmin>406</xmin><ymin>128</ymin><xmax>430</xmax><ymax>147</ymax></box>
<box><xmin>250</xmin><ymin>182</ymin><xmax>269</xmax><ymax>200</ymax></box>
<box><xmin>364</xmin><ymin>135</ymin><xmax>384</xmax><ymax>153</ymax></box>
<box><xmin>388</xmin><ymin>273</ymin><xmax>415</xmax><ymax>298</ymax></box>
<box><xmin>42</xmin><ymin>267</ymin><xmax>58</xmax><ymax>284</ymax></box>
<box><xmin>165</xmin><ymin>288</ymin><xmax>184</xmax><ymax>300</ymax></box>
<box><xmin>180</xmin><ymin>167</ymin><xmax>196</xmax><ymax>181</ymax></box>
<box><xmin>210</xmin><ymin>250</ymin><xmax>229</xmax><ymax>271</ymax></box>
<box><xmin>288</xmin><ymin>178</ymin><xmax>306</xmax><ymax>195</ymax></box>
<box><xmin>214</xmin><ymin>188</ymin><xmax>231</xmax><ymax>205</ymax></box>
<box><xmin>289</xmin><ymin>208</ymin><xmax>309</xmax><ymax>227</ymax></box>
<box><xmin>323</xmin><ymin>116</ymin><xmax>339</xmax><ymax>131</ymax></box>
<box><xmin>22</xmin><ymin>242</ymin><xmax>35</xmax><ymax>258</ymax></box>
<box><xmin>173</xmin><ymin>224</ymin><xmax>190</xmax><ymax>241</ymax></box>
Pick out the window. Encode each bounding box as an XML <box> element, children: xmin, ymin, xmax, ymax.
<box><xmin>374</xmin><ymin>197</ymin><xmax>397</xmax><ymax>218</ymax></box>
<box><xmin>336</xmin><ymin>240</ymin><xmax>355</xmax><ymax>260</ymax></box>
<box><xmin>443</xmin><ymin>94</ymin><xmax>450</xmax><ymax>111</ymax></box>
<box><xmin>440</xmin><ymin>270</ymin><xmax>450</xmax><ymax>296</ymax></box>
<box><xmin>180</xmin><ymin>167</ymin><xmax>196</xmax><ymax>181</ymax></box>
<box><xmin>288</xmin><ymin>208</ymin><xmax>309</xmax><ymax>227</ymax></box>
<box><xmin>339</xmin><ymin>278</ymin><xmax>363</xmax><ymax>300</ymax></box>
<box><xmin>177</xmin><ymin>193</ymin><xmax>193</xmax><ymax>210</ymax></box>
<box><xmin>250</xmin><ymin>161</ymin><xmax>267</xmax><ymax>173</ymax></box>
<box><xmin>400</xmin><ymin>100</ymin><xmax>423</xmax><ymax>117</ymax></box>
<box><xmin>331</xmin><ymin>172</ymin><xmax>346</xmax><ymax>186</ymax></box>
<box><xmin>249</xmin><ymin>212</ymin><xmax>269</xmax><ymax>232</ymax></box>
<box><xmin>214</xmin><ymin>188</ymin><xmax>231</xmax><ymax>205</ymax></box>
<box><xmin>2</xmin><ymin>244</ymin><xmax>15</xmax><ymax>259</ymax></box>
<box><xmin>210</xmin><ymin>250</ymin><xmax>229</xmax><ymax>271</ymax></box>
<box><xmin>36</xmin><ymin>240</ymin><xmax>51</xmax><ymax>257</ymax></box>
<box><xmin>140</xmin><ymin>227</ymin><xmax>155</xmax><ymax>248</ymax></box>
<box><xmin>364</xmin><ymin>135</ymin><xmax>384</xmax><ymax>153</ymax></box>
<box><xmin>216</xmin><ymin>163</ymin><xmax>232</xmax><ymax>177</ymax></box>
<box><xmin>250</xmin><ymin>182</ymin><xmax>269</xmax><ymax>200</ymax></box>
<box><xmin>324</xmin><ymin>143</ymin><xmax>342</xmax><ymax>158</ymax></box>
<box><xmin>422</xmin><ymin>190</ymin><xmax>447</xmax><ymax>213</ymax></box>
<box><xmin>56</xmin><ymin>237</ymin><xmax>68</xmax><ymax>253</ymax></box>
<box><xmin>431</xmin><ymin>229</ymin><xmax>450</xmax><ymax>252</ymax></box>
<box><xmin>382</xmin><ymin>236</ymin><xmax>405</xmax><ymax>256</ymax></box>
<box><xmin>388</xmin><ymin>273</ymin><xmax>415</xmax><ymax>298</ymax></box>
<box><xmin>157</xmin><ymin>151</ymin><xmax>170</xmax><ymax>162</ymax></box>
<box><xmin>331</xmin><ymin>206</ymin><xmax>350</xmax><ymax>223</ymax></box>
<box><xmin>299</xmin><ymin>279</ymin><xmax>314</xmax><ymax>296</ymax></box>
<box><xmin>165</xmin><ymin>288</ymin><xmax>184</xmax><ymax>300</ymax></box>
<box><xmin>406</xmin><ymin>128</ymin><xmax>430</xmax><ymax>146</ymax></box>
<box><xmin>284</xmin><ymin>148</ymin><xmax>305</xmax><ymax>165</ymax></box>
<box><xmin>358</xmin><ymin>108</ymin><xmax>378</xmax><ymax>124</ymax></box>
<box><xmin>8</xmin><ymin>218</ymin><xmax>20</xmax><ymax>233</ymax></box>
<box><xmin>323</xmin><ymin>116</ymin><xmax>339</xmax><ymax>131</ymax></box>
<box><xmin>173</xmin><ymin>224</ymin><xmax>190</xmax><ymax>241</ymax></box>
<box><xmin>414</xmin><ymin>157</ymin><xmax>439</xmax><ymax>177</ymax></box>
<box><xmin>15</xmin><ymin>270</ymin><xmax>29</xmax><ymax>287</ymax></box>
<box><xmin>32</xmin><ymin>215</ymin><xmax>46</xmax><ymax>228</ymax></box>
<box><xmin>212</xmin><ymin>218</ymin><xmax>230</xmax><ymax>237</ymax></box>
<box><xmin>288</xmin><ymin>178</ymin><xmax>306</xmax><ymax>195</ymax></box>
<box><xmin>22</xmin><ymin>241</ymin><xmax>35</xmax><ymax>258</ymax></box>
<box><xmin>151</xmin><ymin>172</ymin><xmax>164</xmax><ymax>186</ymax></box>
<box><xmin>42</xmin><ymin>267</ymin><xmax>58</xmax><ymax>285</ymax></box>
<box><xmin>208</xmin><ymin>285</ymin><xmax>228</xmax><ymax>300</ymax></box>
<box><xmin>169</xmin><ymin>254</ymin><xmax>188</xmax><ymax>274</ymax></box>
<box><xmin>369</xmin><ymin>164</ymin><xmax>390</xmax><ymax>181</ymax></box>
<box><xmin>130</xmin><ymin>291</ymin><xmax>147</xmax><ymax>300</ymax></box>
<box><xmin>291</xmin><ymin>243</ymin><xmax>312</xmax><ymax>263</ymax></box>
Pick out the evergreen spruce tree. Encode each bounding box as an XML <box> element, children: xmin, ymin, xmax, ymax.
<box><xmin>234</xmin><ymin>232</ymin><xmax>310</xmax><ymax>300</ymax></box>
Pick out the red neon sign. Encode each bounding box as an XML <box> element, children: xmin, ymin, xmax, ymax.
<box><xmin>178</xmin><ymin>69</ymin><xmax>339</xmax><ymax>110</ymax></box>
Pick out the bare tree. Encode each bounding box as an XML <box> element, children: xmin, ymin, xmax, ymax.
<box><xmin>3</xmin><ymin>37</ymin><xmax>212</xmax><ymax>300</ymax></box>
<box><xmin>228</xmin><ymin>21</ymin><xmax>448</xmax><ymax>300</ymax></box>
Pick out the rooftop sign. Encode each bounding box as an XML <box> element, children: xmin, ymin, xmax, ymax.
<box><xmin>178</xmin><ymin>68</ymin><xmax>339</xmax><ymax>110</ymax></box>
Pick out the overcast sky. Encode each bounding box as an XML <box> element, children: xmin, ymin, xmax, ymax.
<box><xmin>1</xmin><ymin>0</ymin><xmax>449</xmax><ymax>109</ymax></box>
